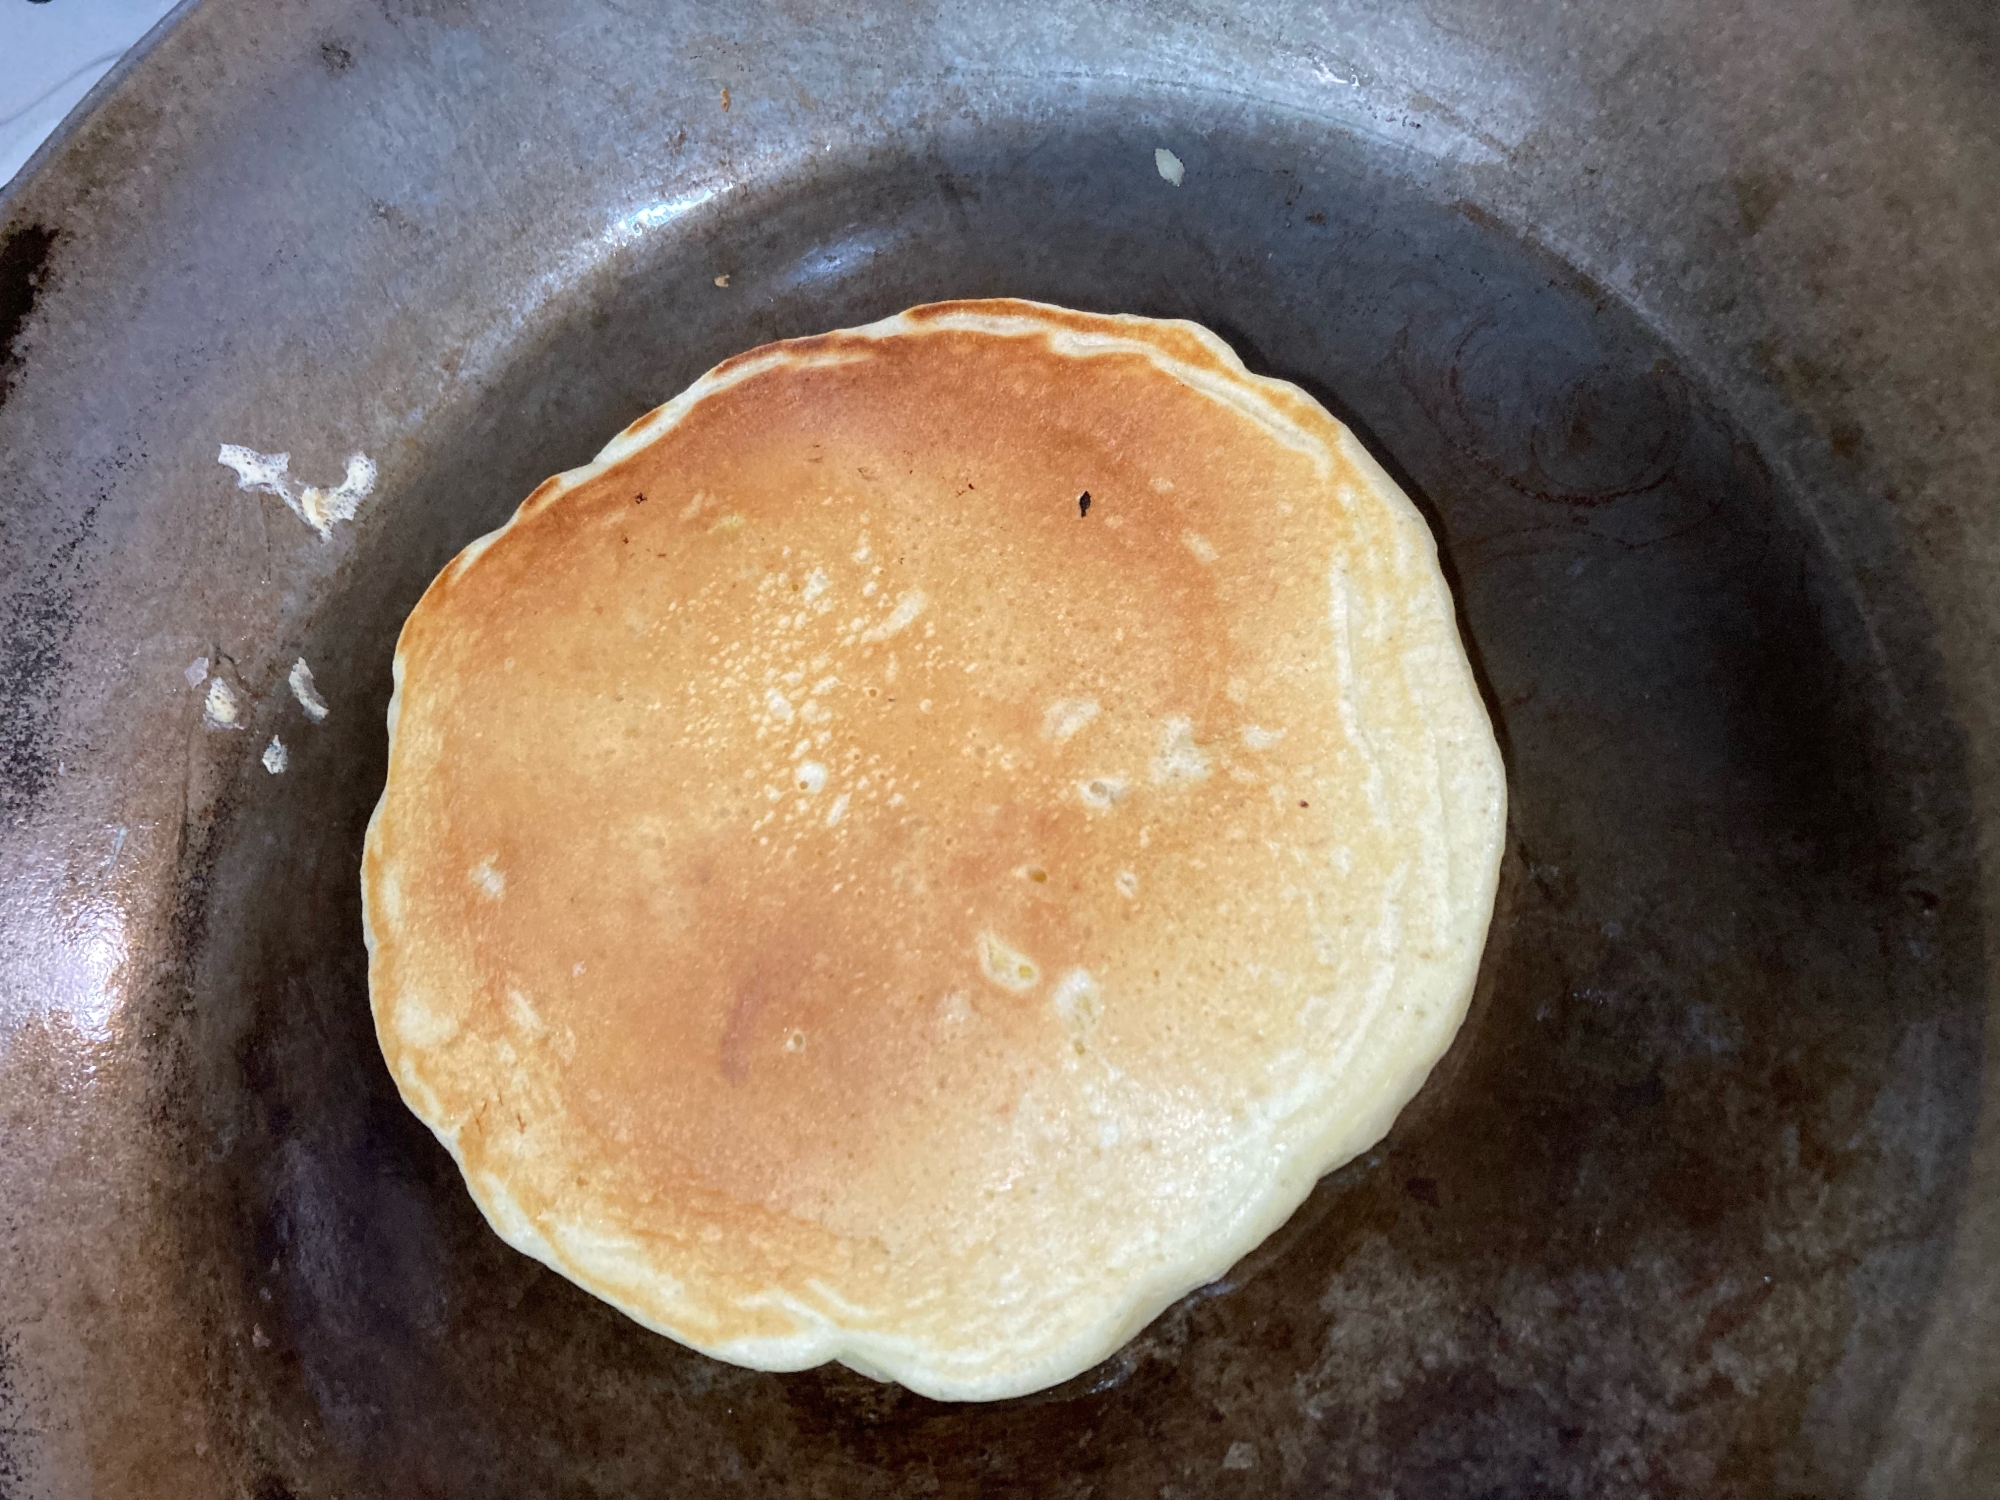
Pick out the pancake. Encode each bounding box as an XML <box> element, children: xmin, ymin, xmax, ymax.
<box><xmin>361</xmin><ymin>298</ymin><xmax>1507</xmax><ymax>1401</ymax></box>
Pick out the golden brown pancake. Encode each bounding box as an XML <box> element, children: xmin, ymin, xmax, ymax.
<box><xmin>362</xmin><ymin>299</ymin><xmax>1506</xmax><ymax>1400</ymax></box>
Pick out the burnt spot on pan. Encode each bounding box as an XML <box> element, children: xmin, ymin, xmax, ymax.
<box><xmin>0</xmin><ymin>224</ymin><xmax>57</xmax><ymax>411</ymax></box>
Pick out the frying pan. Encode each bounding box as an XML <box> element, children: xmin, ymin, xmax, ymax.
<box><xmin>2</xmin><ymin>0</ymin><xmax>1995</xmax><ymax>1494</ymax></box>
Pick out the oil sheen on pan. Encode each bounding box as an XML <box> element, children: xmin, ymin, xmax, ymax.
<box><xmin>360</xmin><ymin>298</ymin><xmax>1507</xmax><ymax>1402</ymax></box>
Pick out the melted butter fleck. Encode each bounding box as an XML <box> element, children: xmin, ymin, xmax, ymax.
<box><xmin>202</xmin><ymin>677</ymin><xmax>240</xmax><ymax>729</ymax></box>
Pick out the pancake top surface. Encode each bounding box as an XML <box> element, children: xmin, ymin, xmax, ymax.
<box><xmin>363</xmin><ymin>299</ymin><xmax>1506</xmax><ymax>1400</ymax></box>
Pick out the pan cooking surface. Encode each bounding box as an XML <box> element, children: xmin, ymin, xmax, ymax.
<box><xmin>0</xmin><ymin>2</ymin><xmax>1992</xmax><ymax>1495</ymax></box>
<box><xmin>119</xmin><ymin>125</ymin><xmax>1993</xmax><ymax>1498</ymax></box>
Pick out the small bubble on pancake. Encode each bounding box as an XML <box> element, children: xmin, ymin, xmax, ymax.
<box><xmin>1080</xmin><ymin>776</ymin><xmax>1128</xmax><ymax>810</ymax></box>
<box><xmin>978</xmin><ymin>932</ymin><xmax>1040</xmax><ymax>993</ymax></box>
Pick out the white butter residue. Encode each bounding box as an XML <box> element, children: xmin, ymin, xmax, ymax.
<box><xmin>1180</xmin><ymin>530</ymin><xmax>1219</xmax><ymax>564</ymax></box>
<box><xmin>1051</xmin><ymin>968</ymin><xmax>1102</xmax><ymax>1029</ymax></box>
<box><xmin>1155</xmin><ymin>147</ymin><xmax>1185</xmax><ymax>186</ymax></box>
<box><xmin>507</xmin><ymin>988</ymin><xmax>546</xmax><ymax>1036</ymax></box>
<box><xmin>202</xmin><ymin>678</ymin><xmax>240</xmax><ymax>729</ymax></box>
<box><xmin>1151</xmin><ymin>716</ymin><xmax>1210</xmax><ymax>784</ymax></box>
<box><xmin>937</xmin><ymin>991</ymin><xmax>972</xmax><ymax>1026</ymax></box>
<box><xmin>289</xmin><ymin>658</ymin><xmax>330</xmax><ymax>721</ymax></box>
<box><xmin>860</xmin><ymin>590</ymin><xmax>927</xmax><ymax>642</ymax></box>
<box><xmin>1241</xmin><ymin>724</ymin><xmax>1287</xmax><ymax>750</ymax></box>
<box><xmin>261</xmin><ymin>737</ymin><xmax>288</xmax><ymax>775</ymax></box>
<box><xmin>1042</xmin><ymin>698</ymin><xmax>1101</xmax><ymax>743</ymax></box>
<box><xmin>218</xmin><ymin>444</ymin><xmax>377</xmax><ymax>541</ymax></box>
